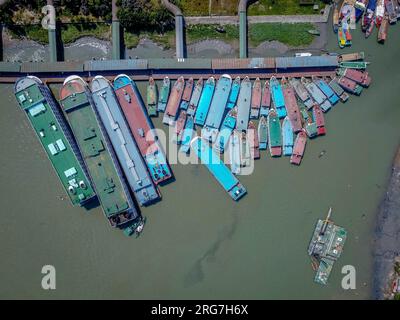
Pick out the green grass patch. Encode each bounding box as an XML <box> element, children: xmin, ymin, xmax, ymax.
<box><xmin>186</xmin><ymin>24</ymin><xmax>239</xmax><ymax>44</ymax></box>
<box><xmin>8</xmin><ymin>25</ymin><xmax>49</xmax><ymax>44</ymax></box>
<box><xmin>249</xmin><ymin>23</ymin><xmax>316</xmax><ymax>47</ymax></box>
<box><xmin>124</xmin><ymin>30</ymin><xmax>175</xmax><ymax>50</ymax></box>
<box><xmin>61</xmin><ymin>23</ymin><xmax>110</xmax><ymax>44</ymax></box>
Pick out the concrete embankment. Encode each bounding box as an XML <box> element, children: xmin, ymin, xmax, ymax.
<box><xmin>373</xmin><ymin>146</ymin><xmax>400</xmax><ymax>299</ymax></box>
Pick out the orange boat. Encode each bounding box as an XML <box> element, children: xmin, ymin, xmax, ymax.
<box><xmin>163</xmin><ymin>76</ymin><xmax>185</xmax><ymax>126</ymax></box>
<box><xmin>179</xmin><ymin>77</ymin><xmax>194</xmax><ymax>110</ymax></box>
<box><xmin>250</xmin><ymin>77</ymin><xmax>262</xmax><ymax>119</ymax></box>
<box><xmin>312</xmin><ymin>105</ymin><xmax>326</xmax><ymax>136</ymax></box>
<box><xmin>281</xmin><ymin>77</ymin><xmax>302</xmax><ymax>133</ymax></box>
<box><xmin>290</xmin><ymin>131</ymin><xmax>307</xmax><ymax>165</ymax></box>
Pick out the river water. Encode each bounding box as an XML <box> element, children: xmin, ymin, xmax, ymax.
<box><xmin>0</xmin><ymin>23</ymin><xmax>400</xmax><ymax>299</ymax></box>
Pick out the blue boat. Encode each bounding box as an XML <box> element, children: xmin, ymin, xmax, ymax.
<box><xmin>90</xmin><ymin>76</ymin><xmax>160</xmax><ymax>206</ymax></box>
<box><xmin>270</xmin><ymin>76</ymin><xmax>287</xmax><ymax>119</ymax></box>
<box><xmin>301</xmin><ymin>77</ymin><xmax>332</xmax><ymax>112</ymax></box>
<box><xmin>226</xmin><ymin>76</ymin><xmax>241</xmax><ymax>110</ymax></box>
<box><xmin>282</xmin><ymin>116</ymin><xmax>294</xmax><ymax>156</ymax></box>
<box><xmin>214</xmin><ymin>107</ymin><xmax>237</xmax><ymax>154</ymax></box>
<box><xmin>180</xmin><ymin>115</ymin><xmax>194</xmax><ymax>154</ymax></box>
<box><xmin>195</xmin><ymin>77</ymin><xmax>215</xmax><ymax>126</ymax></box>
<box><xmin>202</xmin><ymin>74</ymin><xmax>232</xmax><ymax>142</ymax></box>
<box><xmin>236</xmin><ymin>76</ymin><xmax>252</xmax><ymax>132</ymax></box>
<box><xmin>258</xmin><ymin>116</ymin><xmax>268</xmax><ymax>150</ymax></box>
<box><xmin>355</xmin><ymin>0</ymin><xmax>367</xmax><ymax>20</ymax></box>
<box><xmin>191</xmin><ymin>137</ymin><xmax>247</xmax><ymax>201</ymax></box>
<box><xmin>312</xmin><ymin>76</ymin><xmax>340</xmax><ymax>105</ymax></box>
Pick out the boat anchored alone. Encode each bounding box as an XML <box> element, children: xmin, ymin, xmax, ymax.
<box><xmin>14</xmin><ymin>76</ymin><xmax>95</xmax><ymax>206</ymax></box>
<box><xmin>163</xmin><ymin>76</ymin><xmax>185</xmax><ymax>126</ymax></box>
<box><xmin>59</xmin><ymin>75</ymin><xmax>140</xmax><ymax>231</ymax></box>
<box><xmin>250</xmin><ymin>77</ymin><xmax>262</xmax><ymax>119</ymax></box>
<box><xmin>308</xmin><ymin>208</ymin><xmax>347</xmax><ymax>285</ymax></box>
<box><xmin>146</xmin><ymin>77</ymin><xmax>158</xmax><ymax>117</ymax></box>
<box><xmin>202</xmin><ymin>74</ymin><xmax>232</xmax><ymax>142</ymax></box>
<box><xmin>90</xmin><ymin>76</ymin><xmax>160</xmax><ymax>206</ymax></box>
<box><xmin>236</xmin><ymin>76</ymin><xmax>252</xmax><ymax>131</ymax></box>
<box><xmin>290</xmin><ymin>131</ymin><xmax>307</xmax><ymax>165</ymax></box>
<box><xmin>157</xmin><ymin>76</ymin><xmax>170</xmax><ymax>112</ymax></box>
<box><xmin>191</xmin><ymin>137</ymin><xmax>247</xmax><ymax>201</ymax></box>
<box><xmin>282</xmin><ymin>116</ymin><xmax>294</xmax><ymax>156</ymax></box>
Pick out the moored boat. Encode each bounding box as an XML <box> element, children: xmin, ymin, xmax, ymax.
<box><xmin>180</xmin><ymin>115</ymin><xmax>194</xmax><ymax>154</ymax></box>
<box><xmin>14</xmin><ymin>76</ymin><xmax>95</xmax><ymax>206</ymax></box>
<box><xmin>226</xmin><ymin>76</ymin><xmax>241</xmax><ymax>110</ymax></box>
<box><xmin>385</xmin><ymin>0</ymin><xmax>397</xmax><ymax>23</ymax></box>
<box><xmin>114</xmin><ymin>74</ymin><xmax>173</xmax><ymax>185</ymax></box>
<box><xmin>339</xmin><ymin>52</ymin><xmax>365</xmax><ymax>61</ymax></box>
<box><xmin>270</xmin><ymin>77</ymin><xmax>287</xmax><ymax>119</ymax></box>
<box><xmin>337</xmin><ymin>68</ymin><xmax>372</xmax><ymax>87</ymax></box>
<box><xmin>375</xmin><ymin>0</ymin><xmax>385</xmax><ymax>26</ymax></box>
<box><xmin>260</xmin><ymin>80</ymin><xmax>271</xmax><ymax>117</ymax></box>
<box><xmin>202</xmin><ymin>74</ymin><xmax>232</xmax><ymax>142</ymax></box>
<box><xmin>187</xmin><ymin>77</ymin><xmax>203</xmax><ymax>117</ymax></box>
<box><xmin>250</xmin><ymin>77</ymin><xmax>262</xmax><ymax>119</ymax></box>
<box><xmin>312</xmin><ymin>76</ymin><xmax>340</xmax><ymax>105</ymax></box>
<box><xmin>328</xmin><ymin>77</ymin><xmax>350</xmax><ymax>102</ymax></box>
<box><xmin>163</xmin><ymin>76</ymin><xmax>185</xmax><ymax>126</ymax></box>
<box><xmin>240</xmin><ymin>131</ymin><xmax>252</xmax><ymax>167</ymax></box>
<box><xmin>378</xmin><ymin>14</ymin><xmax>389</xmax><ymax>42</ymax></box>
<box><xmin>195</xmin><ymin>76</ymin><xmax>215</xmax><ymax>126</ymax></box>
<box><xmin>282</xmin><ymin>116</ymin><xmax>294</xmax><ymax>156</ymax></box>
<box><xmin>300</xmin><ymin>106</ymin><xmax>318</xmax><ymax>138</ymax></box>
<box><xmin>174</xmin><ymin>110</ymin><xmax>187</xmax><ymax>144</ymax></box>
<box><xmin>179</xmin><ymin>77</ymin><xmax>194</xmax><ymax>110</ymax></box>
<box><xmin>248</xmin><ymin>121</ymin><xmax>260</xmax><ymax>159</ymax></box>
<box><xmin>157</xmin><ymin>76</ymin><xmax>170</xmax><ymax>112</ymax></box>
<box><xmin>312</xmin><ymin>105</ymin><xmax>326</xmax><ymax>136</ymax></box>
<box><xmin>214</xmin><ymin>107</ymin><xmax>237</xmax><ymax>154</ymax></box>
<box><xmin>339</xmin><ymin>61</ymin><xmax>370</xmax><ymax>69</ymax></box>
<box><xmin>258</xmin><ymin>116</ymin><xmax>268</xmax><ymax>150</ymax></box>
<box><xmin>90</xmin><ymin>75</ymin><xmax>160</xmax><ymax>206</ymax></box>
<box><xmin>301</xmin><ymin>77</ymin><xmax>332</xmax><ymax>112</ymax></box>
<box><xmin>337</xmin><ymin>76</ymin><xmax>363</xmax><ymax>95</ymax></box>
<box><xmin>281</xmin><ymin>77</ymin><xmax>302</xmax><ymax>133</ymax></box>
<box><xmin>290</xmin><ymin>131</ymin><xmax>307</xmax><ymax>165</ymax></box>
<box><xmin>267</xmin><ymin>109</ymin><xmax>282</xmax><ymax>157</ymax></box>
<box><xmin>146</xmin><ymin>77</ymin><xmax>158</xmax><ymax>117</ymax></box>
<box><xmin>289</xmin><ymin>77</ymin><xmax>314</xmax><ymax>110</ymax></box>
<box><xmin>229</xmin><ymin>133</ymin><xmax>241</xmax><ymax>175</ymax></box>
<box><xmin>60</xmin><ymin>75</ymin><xmax>139</xmax><ymax>230</ymax></box>
<box><xmin>236</xmin><ymin>76</ymin><xmax>252</xmax><ymax>132</ymax></box>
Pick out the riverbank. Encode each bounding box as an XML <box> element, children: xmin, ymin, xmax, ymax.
<box><xmin>373</xmin><ymin>146</ymin><xmax>400</xmax><ymax>299</ymax></box>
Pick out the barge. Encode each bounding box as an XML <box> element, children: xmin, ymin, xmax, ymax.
<box><xmin>250</xmin><ymin>77</ymin><xmax>262</xmax><ymax>119</ymax></box>
<box><xmin>146</xmin><ymin>77</ymin><xmax>158</xmax><ymax>117</ymax></box>
<box><xmin>157</xmin><ymin>77</ymin><xmax>170</xmax><ymax>112</ymax></box>
<box><xmin>236</xmin><ymin>76</ymin><xmax>252</xmax><ymax>132</ymax></box>
<box><xmin>226</xmin><ymin>76</ymin><xmax>241</xmax><ymax>110</ymax></box>
<box><xmin>260</xmin><ymin>80</ymin><xmax>271</xmax><ymax>117</ymax></box>
<box><xmin>270</xmin><ymin>76</ymin><xmax>287</xmax><ymax>119</ymax></box>
<box><xmin>281</xmin><ymin>77</ymin><xmax>302</xmax><ymax>133</ymax></box>
<box><xmin>163</xmin><ymin>76</ymin><xmax>185</xmax><ymax>126</ymax></box>
<box><xmin>301</xmin><ymin>77</ymin><xmax>332</xmax><ymax>112</ymax></box>
<box><xmin>187</xmin><ymin>78</ymin><xmax>203</xmax><ymax>117</ymax></box>
<box><xmin>214</xmin><ymin>107</ymin><xmax>237</xmax><ymax>154</ymax></box>
<box><xmin>195</xmin><ymin>77</ymin><xmax>215</xmax><ymax>126</ymax></box>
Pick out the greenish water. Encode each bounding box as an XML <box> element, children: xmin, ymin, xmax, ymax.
<box><xmin>1</xmin><ymin>25</ymin><xmax>400</xmax><ymax>300</ymax></box>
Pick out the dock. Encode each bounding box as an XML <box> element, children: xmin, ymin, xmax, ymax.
<box><xmin>190</xmin><ymin>137</ymin><xmax>247</xmax><ymax>201</ymax></box>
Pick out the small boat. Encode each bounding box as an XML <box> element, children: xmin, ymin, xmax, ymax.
<box><xmin>337</xmin><ymin>76</ymin><xmax>363</xmax><ymax>95</ymax></box>
<box><xmin>338</xmin><ymin>23</ymin><xmax>352</xmax><ymax>49</ymax></box>
<box><xmin>236</xmin><ymin>76</ymin><xmax>252</xmax><ymax>132</ymax></box>
<box><xmin>270</xmin><ymin>76</ymin><xmax>287</xmax><ymax>119</ymax></box>
<box><xmin>339</xmin><ymin>61</ymin><xmax>370</xmax><ymax>69</ymax></box>
<box><xmin>378</xmin><ymin>14</ymin><xmax>389</xmax><ymax>42</ymax></box>
<box><xmin>328</xmin><ymin>77</ymin><xmax>350</xmax><ymax>102</ymax></box>
<box><xmin>312</xmin><ymin>76</ymin><xmax>340</xmax><ymax>105</ymax></box>
<box><xmin>385</xmin><ymin>0</ymin><xmax>397</xmax><ymax>23</ymax></box>
<box><xmin>365</xmin><ymin>15</ymin><xmax>375</xmax><ymax>37</ymax></box>
<box><xmin>250</xmin><ymin>77</ymin><xmax>262</xmax><ymax>119</ymax></box>
<box><xmin>226</xmin><ymin>76</ymin><xmax>241</xmax><ymax>110</ymax></box>
<box><xmin>339</xmin><ymin>52</ymin><xmax>365</xmax><ymax>61</ymax></box>
<box><xmin>195</xmin><ymin>77</ymin><xmax>215</xmax><ymax>126</ymax></box>
<box><xmin>333</xmin><ymin>2</ymin><xmax>340</xmax><ymax>33</ymax></box>
<box><xmin>240</xmin><ymin>131</ymin><xmax>252</xmax><ymax>167</ymax></box>
<box><xmin>157</xmin><ymin>76</ymin><xmax>170</xmax><ymax>112</ymax></box>
<box><xmin>179</xmin><ymin>77</ymin><xmax>194</xmax><ymax>110</ymax></box>
<box><xmin>258</xmin><ymin>116</ymin><xmax>268</xmax><ymax>150</ymax></box>
<box><xmin>289</xmin><ymin>77</ymin><xmax>314</xmax><ymax>110</ymax></box>
<box><xmin>147</xmin><ymin>77</ymin><xmax>158</xmax><ymax>117</ymax></box>
<box><xmin>187</xmin><ymin>77</ymin><xmax>203</xmax><ymax>117</ymax></box>
<box><xmin>375</xmin><ymin>0</ymin><xmax>385</xmax><ymax>26</ymax></box>
<box><xmin>312</xmin><ymin>105</ymin><xmax>326</xmax><ymax>136</ymax></box>
<box><xmin>229</xmin><ymin>133</ymin><xmax>241</xmax><ymax>175</ymax></box>
<box><xmin>174</xmin><ymin>110</ymin><xmax>187</xmax><ymax>144</ymax></box>
<box><xmin>282</xmin><ymin>116</ymin><xmax>294</xmax><ymax>156</ymax></box>
<box><xmin>248</xmin><ymin>121</ymin><xmax>260</xmax><ymax>159</ymax></box>
<box><xmin>260</xmin><ymin>80</ymin><xmax>271</xmax><ymax>117</ymax></box>
<box><xmin>290</xmin><ymin>131</ymin><xmax>307</xmax><ymax>165</ymax></box>
<box><xmin>163</xmin><ymin>76</ymin><xmax>185</xmax><ymax>126</ymax></box>
<box><xmin>337</xmin><ymin>68</ymin><xmax>372</xmax><ymax>87</ymax></box>
<box><xmin>267</xmin><ymin>109</ymin><xmax>282</xmax><ymax>157</ymax></box>
<box><xmin>281</xmin><ymin>77</ymin><xmax>302</xmax><ymax>133</ymax></box>
<box><xmin>307</xmin><ymin>29</ymin><xmax>320</xmax><ymax>36</ymax></box>
<box><xmin>180</xmin><ymin>115</ymin><xmax>194</xmax><ymax>154</ymax></box>
<box><xmin>300</xmin><ymin>106</ymin><xmax>318</xmax><ymax>139</ymax></box>
<box><xmin>355</xmin><ymin>0</ymin><xmax>369</xmax><ymax>20</ymax></box>
<box><xmin>214</xmin><ymin>107</ymin><xmax>237</xmax><ymax>154</ymax></box>
<box><xmin>301</xmin><ymin>77</ymin><xmax>332</xmax><ymax>112</ymax></box>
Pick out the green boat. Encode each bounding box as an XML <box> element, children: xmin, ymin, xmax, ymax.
<box><xmin>308</xmin><ymin>208</ymin><xmax>347</xmax><ymax>285</ymax></box>
<box><xmin>339</xmin><ymin>61</ymin><xmax>370</xmax><ymax>69</ymax></box>
<box><xmin>146</xmin><ymin>77</ymin><xmax>158</xmax><ymax>117</ymax></box>
<box><xmin>59</xmin><ymin>75</ymin><xmax>140</xmax><ymax>230</ymax></box>
<box><xmin>267</xmin><ymin>109</ymin><xmax>282</xmax><ymax>157</ymax></box>
<box><xmin>157</xmin><ymin>76</ymin><xmax>170</xmax><ymax>112</ymax></box>
<box><xmin>300</xmin><ymin>105</ymin><xmax>318</xmax><ymax>138</ymax></box>
<box><xmin>14</xmin><ymin>76</ymin><xmax>95</xmax><ymax>206</ymax></box>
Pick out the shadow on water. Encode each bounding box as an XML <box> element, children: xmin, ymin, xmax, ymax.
<box><xmin>0</xmin><ymin>24</ymin><xmax>3</xmax><ymax>61</ymax></box>
<box><xmin>184</xmin><ymin>210</ymin><xmax>239</xmax><ymax>287</ymax></box>
<box><xmin>82</xmin><ymin>196</ymin><xmax>100</xmax><ymax>211</ymax></box>
<box><xmin>56</xmin><ymin>21</ymin><xmax>64</xmax><ymax>62</ymax></box>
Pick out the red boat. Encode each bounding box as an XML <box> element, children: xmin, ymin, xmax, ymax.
<box><xmin>339</xmin><ymin>68</ymin><xmax>372</xmax><ymax>87</ymax></box>
<box><xmin>312</xmin><ymin>105</ymin><xmax>326</xmax><ymax>136</ymax></box>
<box><xmin>338</xmin><ymin>76</ymin><xmax>363</xmax><ymax>95</ymax></box>
<box><xmin>290</xmin><ymin>131</ymin><xmax>307</xmax><ymax>165</ymax></box>
<box><xmin>378</xmin><ymin>14</ymin><xmax>389</xmax><ymax>43</ymax></box>
<box><xmin>250</xmin><ymin>77</ymin><xmax>262</xmax><ymax>119</ymax></box>
<box><xmin>261</xmin><ymin>81</ymin><xmax>271</xmax><ymax>111</ymax></box>
<box><xmin>163</xmin><ymin>76</ymin><xmax>185</xmax><ymax>125</ymax></box>
<box><xmin>248</xmin><ymin>121</ymin><xmax>260</xmax><ymax>159</ymax></box>
<box><xmin>281</xmin><ymin>77</ymin><xmax>302</xmax><ymax>133</ymax></box>
<box><xmin>180</xmin><ymin>77</ymin><xmax>194</xmax><ymax>109</ymax></box>
<box><xmin>175</xmin><ymin>110</ymin><xmax>187</xmax><ymax>142</ymax></box>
